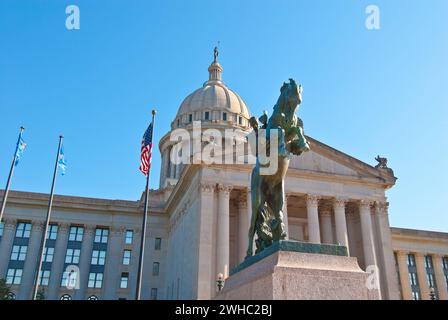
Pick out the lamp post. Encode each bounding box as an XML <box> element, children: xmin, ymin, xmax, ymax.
<box><xmin>429</xmin><ymin>288</ymin><xmax>437</xmax><ymax>300</ymax></box>
<box><xmin>216</xmin><ymin>273</ymin><xmax>225</xmax><ymax>292</ymax></box>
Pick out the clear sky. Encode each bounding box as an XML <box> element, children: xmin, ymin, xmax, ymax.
<box><xmin>0</xmin><ymin>0</ymin><xmax>447</xmax><ymax>232</ymax></box>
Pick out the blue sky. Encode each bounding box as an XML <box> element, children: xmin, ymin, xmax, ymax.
<box><xmin>0</xmin><ymin>0</ymin><xmax>447</xmax><ymax>232</ymax></box>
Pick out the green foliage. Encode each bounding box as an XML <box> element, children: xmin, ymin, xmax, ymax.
<box><xmin>0</xmin><ymin>278</ymin><xmax>12</xmax><ymax>300</ymax></box>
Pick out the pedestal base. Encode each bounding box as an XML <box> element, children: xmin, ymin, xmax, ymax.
<box><xmin>215</xmin><ymin>241</ymin><xmax>379</xmax><ymax>300</ymax></box>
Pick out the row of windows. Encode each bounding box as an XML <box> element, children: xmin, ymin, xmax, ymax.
<box><xmin>405</xmin><ymin>253</ymin><xmax>448</xmax><ymax>300</ymax></box>
<box><xmin>5</xmin><ymin>222</ymin><xmax>162</xmax><ymax>251</ymax></box>
<box><xmin>176</xmin><ymin>112</ymin><xmax>244</xmax><ymax>127</ymax></box>
<box><xmin>7</xmin><ymin>267</ymin><xmax>160</xmax><ymax>297</ymax></box>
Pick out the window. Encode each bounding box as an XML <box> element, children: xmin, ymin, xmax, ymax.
<box><xmin>43</xmin><ymin>247</ymin><xmax>55</xmax><ymax>263</ymax></box>
<box><xmin>425</xmin><ymin>255</ymin><xmax>433</xmax><ymax>269</ymax></box>
<box><xmin>91</xmin><ymin>250</ymin><xmax>106</xmax><ymax>265</ymax></box>
<box><xmin>120</xmin><ymin>273</ymin><xmax>129</xmax><ymax>289</ymax></box>
<box><xmin>177</xmin><ymin>119</ymin><xmax>180</xmax><ymax>127</ymax></box>
<box><xmin>222</xmin><ymin>112</ymin><xmax>227</xmax><ymax>121</ymax></box>
<box><xmin>87</xmin><ymin>295</ymin><xmax>98</xmax><ymax>300</ymax></box>
<box><xmin>88</xmin><ymin>272</ymin><xmax>103</xmax><ymax>288</ymax></box>
<box><xmin>125</xmin><ymin>230</ymin><xmax>133</xmax><ymax>244</ymax></box>
<box><xmin>15</xmin><ymin>222</ymin><xmax>31</xmax><ymax>238</ymax></box>
<box><xmin>188</xmin><ymin>114</ymin><xmax>192</xmax><ymax>123</ymax></box>
<box><xmin>412</xmin><ymin>291</ymin><xmax>420</xmax><ymax>300</ymax></box>
<box><xmin>46</xmin><ymin>224</ymin><xmax>58</xmax><ymax>240</ymax></box>
<box><xmin>123</xmin><ymin>250</ymin><xmax>131</xmax><ymax>265</ymax></box>
<box><xmin>155</xmin><ymin>238</ymin><xmax>162</xmax><ymax>251</ymax></box>
<box><xmin>407</xmin><ymin>254</ymin><xmax>416</xmax><ymax>267</ymax></box>
<box><xmin>152</xmin><ymin>262</ymin><xmax>160</xmax><ymax>276</ymax></box>
<box><xmin>61</xmin><ymin>270</ymin><xmax>78</xmax><ymax>287</ymax></box>
<box><xmin>238</xmin><ymin>116</ymin><xmax>242</xmax><ymax>125</ymax></box>
<box><xmin>0</xmin><ymin>222</ymin><xmax>4</xmax><ymax>237</ymax></box>
<box><xmin>38</xmin><ymin>270</ymin><xmax>51</xmax><ymax>286</ymax></box>
<box><xmin>409</xmin><ymin>272</ymin><xmax>418</xmax><ymax>286</ymax></box>
<box><xmin>69</xmin><ymin>226</ymin><xmax>84</xmax><ymax>242</ymax></box>
<box><xmin>6</xmin><ymin>268</ymin><xmax>23</xmax><ymax>285</ymax></box>
<box><xmin>60</xmin><ymin>294</ymin><xmax>72</xmax><ymax>300</ymax></box>
<box><xmin>150</xmin><ymin>288</ymin><xmax>158</xmax><ymax>300</ymax></box>
<box><xmin>205</xmin><ymin>111</ymin><xmax>210</xmax><ymax>120</ymax></box>
<box><xmin>65</xmin><ymin>248</ymin><xmax>81</xmax><ymax>264</ymax></box>
<box><xmin>10</xmin><ymin>245</ymin><xmax>27</xmax><ymax>261</ymax></box>
<box><xmin>94</xmin><ymin>228</ymin><xmax>109</xmax><ymax>244</ymax></box>
<box><xmin>443</xmin><ymin>257</ymin><xmax>448</xmax><ymax>270</ymax></box>
<box><xmin>427</xmin><ymin>273</ymin><xmax>436</xmax><ymax>288</ymax></box>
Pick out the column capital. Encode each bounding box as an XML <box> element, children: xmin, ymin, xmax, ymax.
<box><xmin>110</xmin><ymin>226</ymin><xmax>124</xmax><ymax>236</ymax></box>
<box><xmin>217</xmin><ymin>184</ymin><xmax>232</xmax><ymax>194</ymax></box>
<box><xmin>3</xmin><ymin>217</ymin><xmax>17</xmax><ymax>230</ymax></box>
<box><xmin>58</xmin><ymin>222</ymin><xmax>71</xmax><ymax>233</ymax></box>
<box><xmin>84</xmin><ymin>224</ymin><xmax>96</xmax><ymax>234</ymax></box>
<box><xmin>414</xmin><ymin>251</ymin><xmax>425</xmax><ymax>258</ymax></box>
<box><xmin>333</xmin><ymin>197</ymin><xmax>348</xmax><ymax>209</ymax></box>
<box><xmin>199</xmin><ymin>182</ymin><xmax>215</xmax><ymax>193</ymax></box>
<box><xmin>306</xmin><ymin>195</ymin><xmax>320</xmax><ymax>207</ymax></box>
<box><xmin>395</xmin><ymin>250</ymin><xmax>409</xmax><ymax>257</ymax></box>
<box><xmin>359</xmin><ymin>199</ymin><xmax>374</xmax><ymax>210</ymax></box>
<box><xmin>374</xmin><ymin>201</ymin><xmax>389</xmax><ymax>215</ymax></box>
<box><xmin>32</xmin><ymin>220</ymin><xmax>46</xmax><ymax>231</ymax></box>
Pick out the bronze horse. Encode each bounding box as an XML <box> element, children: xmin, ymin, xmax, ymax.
<box><xmin>246</xmin><ymin>79</ymin><xmax>310</xmax><ymax>257</ymax></box>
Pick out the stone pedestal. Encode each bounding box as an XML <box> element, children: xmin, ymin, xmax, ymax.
<box><xmin>215</xmin><ymin>241</ymin><xmax>379</xmax><ymax>300</ymax></box>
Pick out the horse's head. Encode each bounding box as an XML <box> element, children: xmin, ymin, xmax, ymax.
<box><xmin>278</xmin><ymin>78</ymin><xmax>302</xmax><ymax>111</ymax></box>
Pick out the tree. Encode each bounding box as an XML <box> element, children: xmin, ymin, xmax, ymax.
<box><xmin>35</xmin><ymin>288</ymin><xmax>46</xmax><ymax>300</ymax></box>
<box><xmin>0</xmin><ymin>278</ymin><xmax>12</xmax><ymax>300</ymax></box>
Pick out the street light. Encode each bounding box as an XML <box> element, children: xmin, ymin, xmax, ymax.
<box><xmin>216</xmin><ymin>273</ymin><xmax>225</xmax><ymax>292</ymax></box>
<box><xmin>429</xmin><ymin>288</ymin><xmax>437</xmax><ymax>300</ymax></box>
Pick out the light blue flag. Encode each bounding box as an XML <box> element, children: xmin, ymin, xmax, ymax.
<box><xmin>14</xmin><ymin>134</ymin><xmax>27</xmax><ymax>166</ymax></box>
<box><xmin>58</xmin><ymin>145</ymin><xmax>67</xmax><ymax>175</ymax></box>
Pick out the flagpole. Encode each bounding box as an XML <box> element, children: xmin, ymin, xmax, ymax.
<box><xmin>0</xmin><ymin>126</ymin><xmax>25</xmax><ymax>223</ymax></box>
<box><xmin>135</xmin><ymin>109</ymin><xmax>156</xmax><ymax>300</ymax></box>
<box><xmin>31</xmin><ymin>135</ymin><xmax>63</xmax><ymax>300</ymax></box>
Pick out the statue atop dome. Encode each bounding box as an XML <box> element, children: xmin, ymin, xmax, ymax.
<box><xmin>214</xmin><ymin>46</ymin><xmax>219</xmax><ymax>63</ymax></box>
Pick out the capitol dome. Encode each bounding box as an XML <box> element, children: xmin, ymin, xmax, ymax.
<box><xmin>171</xmin><ymin>49</ymin><xmax>251</xmax><ymax>130</ymax></box>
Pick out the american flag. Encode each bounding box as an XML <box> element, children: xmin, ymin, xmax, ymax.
<box><xmin>139</xmin><ymin>122</ymin><xmax>153</xmax><ymax>176</ymax></box>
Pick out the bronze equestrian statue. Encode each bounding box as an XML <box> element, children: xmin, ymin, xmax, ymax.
<box><xmin>246</xmin><ymin>79</ymin><xmax>310</xmax><ymax>257</ymax></box>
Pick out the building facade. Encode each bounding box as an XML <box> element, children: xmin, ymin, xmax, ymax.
<box><xmin>0</xmin><ymin>54</ymin><xmax>447</xmax><ymax>300</ymax></box>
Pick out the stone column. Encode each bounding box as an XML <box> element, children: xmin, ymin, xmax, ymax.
<box><xmin>283</xmin><ymin>194</ymin><xmax>290</xmax><ymax>240</ymax></box>
<box><xmin>19</xmin><ymin>220</ymin><xmax>45</xmax><ymax>300</ymax></box>
<box><xmin>196</xmin><ymin>183</ymin><xmax>215</xmax><ymax>299</ymax></box>
<box><xmin>396</xmin><ymin>251</ymin><xmax>412</xmax><ymax>300</ymax></box>
<box><xmin>333</xmin><ymin>198</ymin><xmax>349</xmax><ymax>254</ymax></box>
<box><xmin>319</xmin><ymin>206</ymin><xmax>333</xmax><ymax>244</ymax></box>
<box><xmin>75</xmin><ymin>224</ymin><xmax>95</xmax><ymax>300</ymax></box>
<box><xmin>415</xmin><ymin>252</ymin><xmax>430</xmax><ymax>300</ymax></box>
<box><xmin>305</xmin><ymin>195</ymin><xmax>320</xmax><ymax>244</ymax></box>
<box><xmin>238</xmin><ymin>189</ymin><xmax>250</xmax><ymax>263</ymax></box>
<box><xmin>103</xmin><ymin>226</ymin><xmax>124</xmax><ymax>299</ymax></box>
<box><xmin>374</xmin><ymin>202</ymin><xmax>401</xmax><ymax>300</ymax></box>
<box><xmin>216</xmin><ymin>184</ymin><xmax>231</xmax><ymax>278</ymax></box>
<box><xmin>47</xmin><ymin>223</ymin><xmax>70</xmax><ymax>300</ymax></box>
<box><xmin>433</xmin><ymin>254</ymin><xmax>448</xmax><ymax>300</ymax></box>
<box><xmin>359</xmin><ymin>200</ymin><xmax>381</xmax><ymax>298</ymax></box>
<box><xmin>359</xmin><ymin>200</ymin><xmax>377</xmax><ymax>269</ymax></box>
<box><xmin>0</xmin><ymin>218</ymin><xmax>16</xmax><ymax>279</ymax></box>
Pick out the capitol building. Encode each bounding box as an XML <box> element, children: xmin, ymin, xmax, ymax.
<box><xmin>1</xmin><ymin>53</ymin><xmax>447</xmax><ymax>300</ymax></box>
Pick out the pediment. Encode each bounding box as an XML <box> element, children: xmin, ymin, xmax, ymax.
<box><xmin>288</xmin><ymin>136</ymin><xmax>396</xmax><ymax>186</ymax></box>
